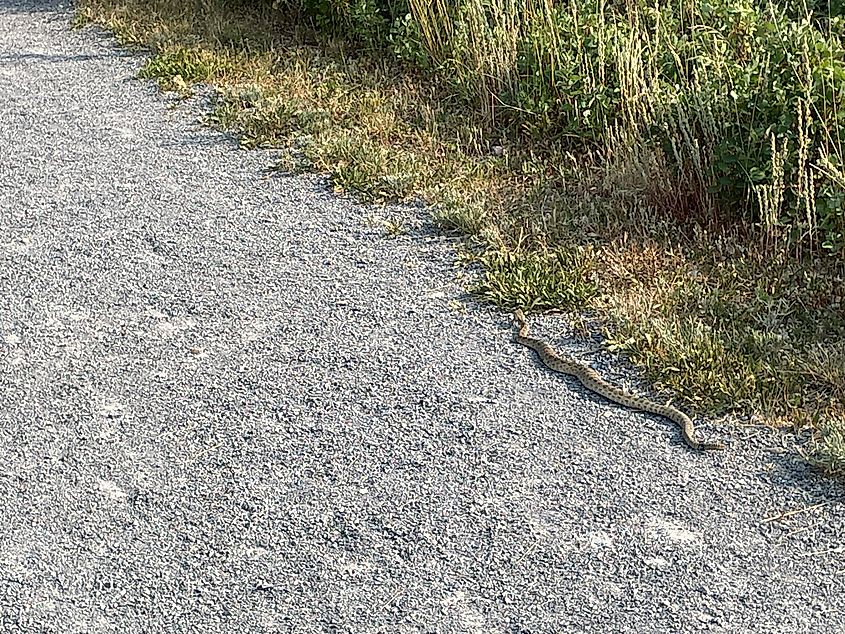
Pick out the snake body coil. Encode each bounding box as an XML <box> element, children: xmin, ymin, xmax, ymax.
<box><xmin>513</xmin><ymin>310</ymin><xmax>724</xmax><ymax>451</ymax></box>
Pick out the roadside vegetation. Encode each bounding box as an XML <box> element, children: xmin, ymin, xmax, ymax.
<box><xmin>75</xmin><ymin>0</ymin><xmax>845</xmax><ymax>475</ymax></box>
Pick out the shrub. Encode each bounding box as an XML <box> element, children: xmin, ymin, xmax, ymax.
<box><xmin>269</xmin><ymin>0</ymin><xmax>408</xmax><ymax>46</ymax></box>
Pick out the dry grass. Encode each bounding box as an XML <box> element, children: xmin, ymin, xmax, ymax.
<box><xmin>75</xmin><ymin>0</ymin><xmax>845</xmax><ymax>474</ymax></box>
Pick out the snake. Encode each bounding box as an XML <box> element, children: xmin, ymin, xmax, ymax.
<box><xmin>513</xmin><ymin>309</ymin><xmax>725</xmax><ymax>451</ymax></box>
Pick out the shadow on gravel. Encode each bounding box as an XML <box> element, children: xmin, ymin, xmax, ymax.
<box><xmin>0</xmin><ymin>0</ymin><xmax>64</xmax><ymax>13</ymax></box>
<box><xmin>0</xmin><ymin>52</ymin><xmax>123</xmax><ymax>63</ymax></box>
<box><xmin>754</xmin><ymin>440</ymin><xmax>845</xmax><ymax>502</ymax></box>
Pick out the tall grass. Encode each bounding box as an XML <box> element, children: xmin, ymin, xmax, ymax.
<box><xmin>400</xmin><ymin>0</ymin><xmax>845</xmax><ymax>257</ymax></box>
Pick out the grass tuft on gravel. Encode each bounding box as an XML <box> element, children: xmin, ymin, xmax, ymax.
<box><xmin>472</xmin><ymin>248</ymin><xmax>599</xmax><ymax>312</ymax></box>
<box><xmin>75</xmin><ymin>0</ymin><xmax>845</xmax><ymax>474</ymax></box>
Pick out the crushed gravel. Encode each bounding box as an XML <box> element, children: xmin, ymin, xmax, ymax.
<box><xmin>0</xmin><ymin>1</ymin><xmax>843</xmax><ymax>632</ymax></box>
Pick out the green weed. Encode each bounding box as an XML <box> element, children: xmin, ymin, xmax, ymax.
<box><xmin>472</xmin><ymin>248</ymin><xmax>599</xmax><ymax>311</ymax></box>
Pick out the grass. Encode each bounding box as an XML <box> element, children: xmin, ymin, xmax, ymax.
<box><xmin>74</xmin><ymin>0</ymin><xmax>845</xmax><ymax>477</ymax></box>
<box><xmin>472</xmin><ymin>248</ymin><xmax>600</xmax><ymax>311</ymax></box>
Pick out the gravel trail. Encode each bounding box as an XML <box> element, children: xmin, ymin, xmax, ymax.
<box><xmin>1</xmin><ymin>2</ymin><xmax>843</xmax><ymax>632</ymax></box>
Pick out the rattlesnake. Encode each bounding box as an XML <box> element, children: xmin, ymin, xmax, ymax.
<box><xmin>513</xmin><ymin>310</ymin><xmax>724</xmax><ymax>451</ymax></box>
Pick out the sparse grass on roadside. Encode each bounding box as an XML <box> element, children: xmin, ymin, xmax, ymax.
<box><xmin>74</xmin><ymin>0</ymin><xmax>845</xmax><ymax>474</ymax></box>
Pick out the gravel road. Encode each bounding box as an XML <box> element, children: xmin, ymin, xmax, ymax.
<box><xmin>1</xmin><ymin>2</ymin><xmax>843</xmax><ymax>632</ymax></box>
